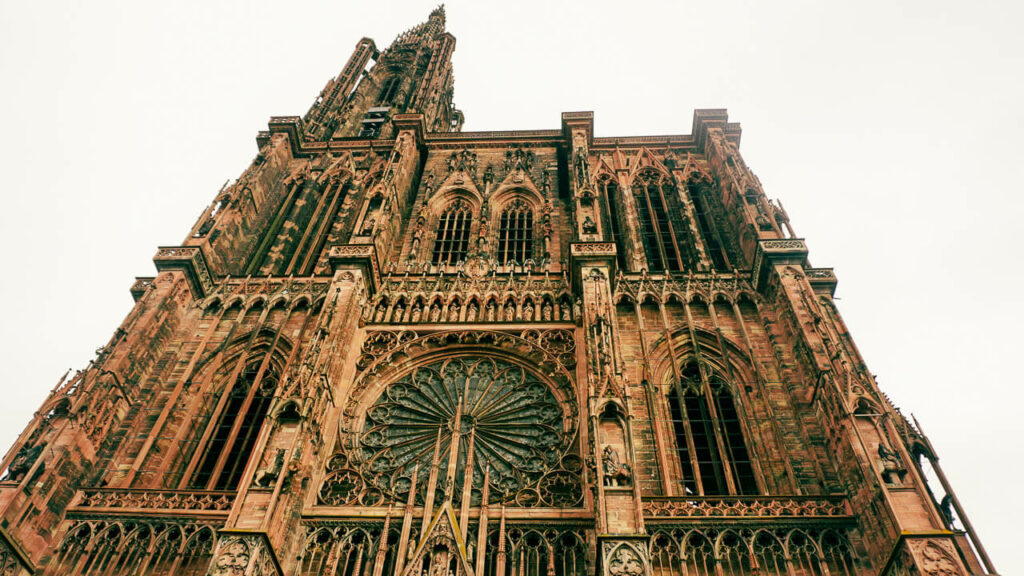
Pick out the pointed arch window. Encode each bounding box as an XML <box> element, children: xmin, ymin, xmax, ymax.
<box><xmin>497</xmin><ymin>200</ymin><xmax>533</xmax><ymax>264</ymax></box>
<box><xmin>378</xmin><ymin>76</ymin><xmax>402</xmax><ymax>105</ymax></box>
<box><xmin>189</xmin><ymin>355</ymin><xmax>278</xmax><ymax>491</ymax></box>
<box><xmin>666</xmin><ymin>362</ymin><xmax>757</xmax><ymax>495</ymax></box>
<box><xmin>599</xmin><ymin>177</ymin><xmax>627</xmax><ymax>269</ymax></box>
<box><xmin>633</xmin><ymin>170</ymin><xmax>693</xmax><ymax>272</ymax></box>
<box><xmin>431</xmin><ymin>200</ymin><xmax>473</xmax><ymax>266</ymax></box>
<box><xmin>689</xmin><ymin>186</ymin><xmax>729</xmax><ymax>270</ymax></box>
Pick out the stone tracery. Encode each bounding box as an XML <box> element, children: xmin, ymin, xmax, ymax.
<box><xmin>323</xmin><ymin>356</ymin><xmax>581</xmax><ymax>508</ymax></box>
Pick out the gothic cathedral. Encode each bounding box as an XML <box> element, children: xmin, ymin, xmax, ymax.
<box><xmin>0</xmin><ymin>8</ymin><xmax>997</xmax><ymax>576</ymax></box>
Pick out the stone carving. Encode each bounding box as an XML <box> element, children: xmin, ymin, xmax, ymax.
<box><xmin>606</xmin><ymin>545</ymin><xmax>645</xmax><ymax>576</ymax></box>
<box><xmin>4</xmin><ymin>443</ymin><xmax>43</xmax><ymax>482</ymax></box>
<box><xmin>602</xmin><ymin>446</ymin><xmax>632</xmax><ymax>487</ymax></box>
<box><xmin>573</xmin><ymin>146</ymin><xmax>589</xmax><ymax>190</ymax></box>
<box><xmin>447</xmin><ymin>149</ymin><xmax>477</xmax><ymax>174</ymax></box>
<box><xmin>210</xmin><ymin>537</ymin><xmax>251</xmax><ymax>576</ymax></box>
<box><xmin>0</xmin><ymin>537</ymin><xmax>22</xmax><ymax>576</ymax></box>
<box><xmin>353</xmin><ymin>356</ymin><xmax>577</xmax><ymax>506</ymax></box>
<box><xmin>642</xmin><ymin>495</ymin><xmax>848</xmax><ymax>518</ymax></box>
<box><xmin>76</xmin><ymin>488</ymin><xmax>236</xmax><ymax>512</ymax></box>
<box><xmin>877</xmin><ymin>443</ymin><xmax>908</xmax><ymax>486</ymax></box>
<box><xmin>253</xmin><ymin>448</ymin><xmax>285</xmax><ymax>488</ymax></box>
<box><xmin>612</xmin><ymin>270</ymin><xmax>757</xmax><ymax>307</ymax></box>
<box><xmin>918</xmin><ymin>541</ymin><xmax>962</xmax><ymax>576</ymax></box>
<box><xmin>760</xmin><ymin>239</ymin><xmax>807</xmax><ymax>251</ymax></box>
<box><xmin>504</xmin><ymin>145</ymin><xmax>534</xmax><ymax>173</ymax></box>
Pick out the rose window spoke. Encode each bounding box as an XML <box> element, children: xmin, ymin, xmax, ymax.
<box><xmin>356</xmin><ymin>357</ymin><xmax>573</xmax><ymax>505</ymax></box>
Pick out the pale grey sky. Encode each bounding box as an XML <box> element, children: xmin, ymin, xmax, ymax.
<box><xmin>0</xmin><ymin>0</ymin><xmax>1020</xmax><ymax>571</ymax></box>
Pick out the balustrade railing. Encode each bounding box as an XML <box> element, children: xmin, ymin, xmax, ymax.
<box><xmin>72</xmin><ymin>488</ymin><xmax>235</xmax><ymax>514</ymax></box>
<box><xmin>643</xmin><ymin>495</ymin><xmax>849</xmax><ymax>519</ymax></box>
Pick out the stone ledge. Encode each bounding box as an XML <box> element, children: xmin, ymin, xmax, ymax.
<box><xmin>153</xmin><ymin>246</ymin><xmax>214</xmax><ymax>298</ymax></box>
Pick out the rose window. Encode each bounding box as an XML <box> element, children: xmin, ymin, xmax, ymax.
<box><xmin>351</xmin><ymin>356</ymin><xmax>579</xmax><ymax>507</ymax></box>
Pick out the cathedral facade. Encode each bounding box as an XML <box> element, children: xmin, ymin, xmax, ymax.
<box><xmin>0</xmin><ymin>8</ymin><xmax>997</xmax><ymax>576</ymax></box>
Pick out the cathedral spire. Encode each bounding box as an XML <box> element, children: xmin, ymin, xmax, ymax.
<box><xmin>389</xmin><ymin>4</ymin><xmax>446</xmax><ymax>48</ymax></box>
<box><xmin>302</xmin><ymin>4</ymin><xmax>461</xmax><ymax>141</ymax></box>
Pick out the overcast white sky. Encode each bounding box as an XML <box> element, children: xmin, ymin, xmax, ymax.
<box><xmin>0</xmin><ymin>0</ymin><xmax>1021</xmax><ymax>571</ymax></box>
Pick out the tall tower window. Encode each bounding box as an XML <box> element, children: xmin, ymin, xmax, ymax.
<box><xmin>599</xmin><ymin>177</ymin><xmax>627</xmax><ymax>269</ymax></box>
<box><xmin>690</xmin><ymin>187</ymin><xmax>729</xmax><ymax>270</ymax></box>
<box><xmin>666</xmin><ymin>362</ymin><xmax>757</xmax><ymax>495</ymax></box>
<box><xmin>431</xmin><ymin>200</ymin><xmax>473</xmax><ymax>265</ymax></box>
<box><xmin>190</xmin><ymin>357</ymin><xmax>278</xmax><ymax>491</ymax></box>
<box><xmin>378</xmin><ymin>76</ymin><xmax>402</xmax><ymax>105</ymax></box>
<box><xmin>633</xmin><ymin>170</ymin><xmax>691</xmax><ymax>272</ymax></box>
<box><xmin>497</xmin><ymin>200</ymin><xmax>533</xmax><ymax>264</ymax></box>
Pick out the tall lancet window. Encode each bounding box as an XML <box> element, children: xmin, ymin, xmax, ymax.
<box><xmin>666</xmin><ymin>362</ymin><xmax>758</xmax><ymax>496</ymax></box>
<box><xmin>431</xmin><ymin>200</ymin><xmax>473</xmax><ymax>266</ymax></box>
<box><xmin>190</xmin><ymin>356</ymin><xmax>278</xmax><ymax>490</ymax></box>
<box><xmin>633</xmin><ymin>170</ymin><xmax>692</xmax><ymax>272</ymax></box>
<box><xmin>599</xmin><ymin>177</ymin><xmax>627</xmax><ymax>269</ymax></box>
<box><xmin>378</xmin><ymin>75</ymin><xmax>402</xmax><ymax>105</ymax></box>
<box><xmin>497</xmin><ymin>200</ymin><xmax>534</xmax><ymax>264</ymax></box>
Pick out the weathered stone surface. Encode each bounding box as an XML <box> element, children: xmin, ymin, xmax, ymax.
<box><xmin>0</xmin><ymin>6</ymin><xmax>995</xmax><ymax>576</ymax></box>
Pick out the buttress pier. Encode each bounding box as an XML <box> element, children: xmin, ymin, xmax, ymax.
<box><xmin>0</xmin><ymin>8</ymin><xmax>997</xmax><ymax>576</ymax></box>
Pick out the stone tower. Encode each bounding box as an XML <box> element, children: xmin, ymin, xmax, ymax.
<box><xmin>0</xmin><ymin>7</ymin><xmax>997</xmax><ymax>576</ymax></box>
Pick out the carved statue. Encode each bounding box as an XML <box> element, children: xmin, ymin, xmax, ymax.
<box><xmin>504</xmin><ymin>303</ymin><xmax>515</xmax><ymax>322</ymax></box>
<box><xmin>410</xmin><ymin>224</ymin><xmax>424</xmax><ymax>256</ymax></box>
<box><xmin>542</xmin><ymin>301</ymin><xmax>553</xmax><ymax>321</ymax></box>
<box><xmin>467</xmin><ymin>302</ymin><xmax>478</xmax><ymax>322</ymax></box>
<box><xmin>663</xmin><ymin>149</ymin><xmax>679</xmax><ymax>169</ymax></box>
<box><xmin>375</xmin><ymin>304</ymin><xmax>387</xmax><ymax>323</ymax></box>
<box><xmin>196</xmin><ymin>217</ymin><xmax>216</xmax><ymax>237</ymax></box>
<box><xmin>561</xmin><ymin>303</ymin><xmax>572</xmax><ymax>322</ymax></box>
<box><xmin>448</xmin><ymin>303</ymin><xmax>460</xmax><ymax>322</ymax></box>
<box><xmin>602</xmin><ymin>446</ymin><xmax>633</xmax><ymax>487</ymax></box>
<box><xmin>486</xmin><ymin>301</ymin><xmax>497</xmax><ymax>322</ymax></box>
<box><xmin>360</xmin><ymin>217</ymin><xmax>376</xmax><ymax>236</ymax></box>
<box><xmin>392</xmin><ymin>305</ymin><xmax>405</xmax><ymax>323</ymax></box>
<box><xmin>940</xmin><ymin>494</ymin><xmax>956</xmax><ymax>527</ymax></box>
<box><xmin>411</xmin><ymin>304</ymin><xmax>422</xmax><ymax>323</ymax></box>
<box><xmin>423</xmin><ymin>172</ymin><xmax>435</xmax><ymax>198</ymax></box>
<box><xmin>5</xmin><ymin>443</ymin><xmax>43</xmax><ymax>482</ymax></box>
<box><xmin>253</xmin><ymin>448</ymin><xmax>285</xmax><ymax>488</ymax></box>
<box><xmin>430</xmin><ymin>304</ymin><xmax>442</xmax><ymax>323</ymax></box>
<box><xmin>582</xmin><ymin>215</ymin><xmax>598</xmax><ymax>235</ymax></box>
<box><xmin>477</xmin><ymin>216</ymin><xmax>489</xmax><ymax>248</ymax></box>
<box><xmin>877</xmin><ymin>443</ymin><xmax>907</xmax><ymax>485</ymax></box>
<box><xmin>574</xmin><ymin>146</ymin><xmax>589</xmax><ymax>188</ymax></box>
<box><xmin>523</xmin><ymin>301</ymin><xmax>534</xmax><ymax>322</ymax></box>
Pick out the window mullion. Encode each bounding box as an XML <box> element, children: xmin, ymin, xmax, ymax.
<box><xmin>699</xmin><ymin>380</ymin><xmax>738</xmax><ymax>495</ymax></box>
<box><xmin>643</xmin><ymin>187</ymin><xmax>669</xmax><ymax>270</ymax></box>
<box><xmin>656</xmin><ymin>182</ymin><xmax>685</xmax><ymax>271</ymax></box>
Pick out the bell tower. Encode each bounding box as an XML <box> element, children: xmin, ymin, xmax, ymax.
<box><xmin>303</xmin><ymin>5</ymin><xmax>463</xmax><ymax>142</ymax></box>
